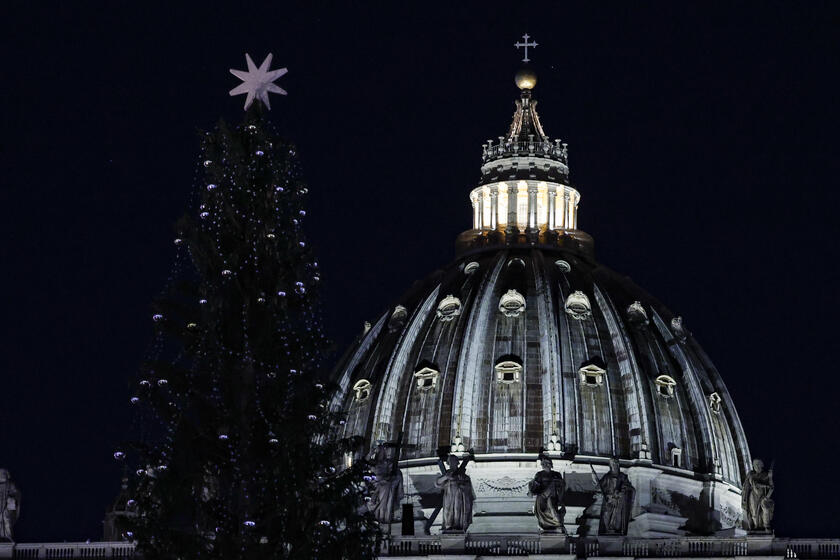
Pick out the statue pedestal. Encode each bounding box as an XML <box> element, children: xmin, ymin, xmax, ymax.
<box><xmin>540</xmin><ymin>533</ymin><xmax>569</xmax><ymax>554</ymax></box>
<box><xmin>0</xmin><ymin>543</ymin><xmax>12</xmax><ymax>560</ymax></box>
<box><xmin>440</xmin><ymin>532</ymin><xmax>466</xmax><ymax>554</ymax></box>
<box><xmin>746</xmin><ymin>532</ymin><xmax>775</xmax><ymax>555</ymax></box>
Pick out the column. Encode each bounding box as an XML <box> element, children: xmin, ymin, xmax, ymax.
<box><xmin>506</xmin><ymin>183</ymin><xmax>518</xmax><ymax>234</ymax></box>
<box><xmin>471</xmin><ymin>194</ymin><xmax>478</xmax><ymax>229</ymax></box>
<box><xmin>490</xmin><ymin>185</ymin><xmax>499</xmax><ymax>230</ymax></box>
<box><xmin>564</xmin><ymin>191</ymin><xmax>571</xmax><ymax>229</ymax></box>
<box><xmin>571</xmin><ymin>193</ymin><xmax>578</xmax><ymax>229</ymax></box>
<box><xmin>548</xmin><ymin>187</ymin><xmax>557</xmax><ymax>230</ymax></box>
<box><xmin>527</xmin><ymin>182</ymin><xmax>538</xmax><ymax>231</ymax></box>
<box><xmin>477</xmin><ymin>192</ymin><xmax>485</xmax><ymax>229</ymax></box>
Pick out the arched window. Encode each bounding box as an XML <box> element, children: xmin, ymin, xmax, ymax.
<box><xmin>670</xmin><ymin>446</ymin><xmax>683</xmax><ymax>468</ymax></box>
<box><xmin>436</xmin><ymin>295</ymin><xmax>462</xmax><ymax>322</ymax></box>
<box><xmin>555</xmin><ymin>259</ymin><xmax>571</xmax><ymax>273</ymax></box>
<box><xmin>655</xmin><ymin>375</ymin><xmax>677</xmax><ymax>398</ymax></box>
<box><xmin>464</xmin><ymin>261</ymin><xmax>480</xmax><ymax>275</ymax></box>
<box><xmin>495</xmin><ymin>356</ymin><xmax>522</xmax><ymax>384</ymax></box>
<box><xmin>565</xmin><ymin>291</ymin><xmax>591</xmax><ymax>320</ymax></box>
<box><xmin>352</xmin><ymin>379</ymin><xmax>372</xmax><ymax>402</ymax></box>
<box><xmin>507</xmin><ymin>257</ymin><xmax>526</xmax><ymax>269</ymax></box>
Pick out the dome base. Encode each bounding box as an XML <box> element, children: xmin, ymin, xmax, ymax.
<box><xmin>455</xmin><ymin>227</ymin><xmax>595</xmax><ymax>258</ymax></box>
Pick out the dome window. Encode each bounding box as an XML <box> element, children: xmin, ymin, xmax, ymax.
<box><xmin>499</xmin><ymin>289</ymin><xmax>526</xmax><ymax>317</ymax></box>
<box><xmin>555</xmin><ymin>260</ymin><xmax>571</xmax><ymax>273</ymax></box>
<box><xmin>578</xmin><ymin>360</ymin><xmax>606</xmax><ymax>387</ymax></box>
<box><xmin>464</xmin><ymin>261</ymin><xmax>480</xmax><ymax>275</ymax></box>
<box><xmin>655</xmin><ymin>375</ymin><xmax>677</xmax><ymax>398</ymax></box>
<box><xmin>708</xmin><ymin>392</ymin><xmax>722</xmax><ymax>414</ymax></box>
<box><xmin>388</xmin><ymin>305</ymin><xmax>408</xmax><ymax>332</ymax></box>
<box><xmin>494</xmin><ymin>356</ymin><xmax>522</xmax><ymax>384</ymax></box>
<box><xmin>670</xmin><ymin>446</ymin><xmax>683</xmax><ymax>468</ymax></box>
<box><xmin>671</xmin><ymin>316</ymin><xmax>687</xmax><ymax>343</ymax></box>
<box><xmin>626</xmin><ymin>301</ymin><xmax>649</xmax><ymax>327</ymax></box>
<box><xmin>564</xmin><ymin>291</ymin><xmax>591</xmax><ymax>320</ymax></box>
<box><xmin>436</xmin><ymin>295</ymin><xmax>462</xmax><ymax>322</ymax></box>
<box><xmin>413</xmin><ymin>362</ymin><xmax>440</xmax><ymax>391</ymax></box>
<box><xmin>352</xmin><ymin>379</ymin><xmax>372</xmax><ymax>402</ymax></box>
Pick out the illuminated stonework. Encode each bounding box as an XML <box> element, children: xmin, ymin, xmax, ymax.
<box><xmin>470</xmin><ymin>181</ymin><xmax>580</xmax><ymax>232</ymax></box>
<box><xmin>436</xmin><ymin>295</ymin><xmax>462</xmax><ymax>321</ymax></box>
<box><xmin>655</xmin><ymin>375</ymin><xmax>677</xmax><ymax>398</ymax></box>
<box><xmin>564</xmin><ymin>290</ymin><xmax>591</xmax><ymax>319</ymax></box>
<box><xmin>499</xmin><ymin>289</ymin><xmax>526</xmax><ymax>317</ymax></box>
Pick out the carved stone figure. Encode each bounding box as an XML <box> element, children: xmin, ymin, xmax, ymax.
<box><xmin>368</xmin><ymin>444</ymin><xmax>404</xmax><ymax>524</ymax></box>
<box><xmin>529</xmin><ymin>455</ymin><xmax>566</xmax><ymax>532</ymax></box>
<box><xmin>0</xmin><ymin>469</ymin><xmax>20</xmax><ymax>542</ymax></box>
<box><xmin>741</xmin><ymin>458</ymin><xmax>774</xmax><ymax>532</ymax></box>
<box><xmin>591</xmin><ymin>458</ymin><xmax>635</xmax><ymax>535</ymax></box>
<box><xmin>436</xmin><ymin>453</ymin><xmax>475</xmax><ymax>532</ymax></box>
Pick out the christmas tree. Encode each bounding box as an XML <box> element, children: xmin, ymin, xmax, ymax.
<box><xmin>118</xmin><ymin>55</ymin><xmax>380</xmax><ymax>560</ymax></box>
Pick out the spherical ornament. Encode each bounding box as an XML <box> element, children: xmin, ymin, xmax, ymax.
<box><xmin>290</xmin><ymin>369</ymin><xmax>297</xmax><ymax>375</ymax></box>
<box><xmin>266</xmin><ymin>233</ymin><xmax>276</xmax><ymax>239</ymax></box>
<box><xmin>186</xmin><ymin>322</ymin><xmax>197</xmax><ymax>330</ymax></box>
<box><xmin>126</xmin><ymin>499</ymin><xmax>136</xmax><ymax>507</ymax></box>
<box><xmin>221</xmin><ymin>269</ymin><xmax>232</xmax><ymax>277</ymax></box>
<box><xmin>269</xmin><ymin>437</ymin><xmax>279</xmax><ymax>445</ymax></box>
<box><xmin>277</xmin><ymin>291</ymin><xmax>287</xmax><ymax>297</ymax></box>
<box><xmin>292</xmin><ymin>219</ymin><xmax>298</xmax><ymax>225</ymax></box>
<box><xmin>200</xmin><ymin>211</ymin><xmax>210</xmax><ymax>219</ymax></box>
<box><xmin>203</xmin><ymin>160</ymin><xmax>212</xmax><ymax>167</ymax></box>
<box><xmin>206</xmin><ymin>184</ymin><xmax>217</xmax><ymax>191</ymax></box>
<box><xmin>255</xmin><ymin>150</ymin><xmax>264</xmax><ymax>156</ymax></box>
<box><xmin>257</xmin><ymin>297</ymin><xmax>266</xmax><ymax>304</ymax></box>
<box><xmin>113</xmin><ymin>451</ymin><xmax>125</xmax><ymax>461</ymax></box>
<box><xmin>218</xmin><ymin>434</ymin><xmax>229</xmax><ymax>440</ymax></box>
<box><xmin>313</xmin><ymin>276</ymin><xmax>320</xmax><ymax>282</ymax></box>
<box><xmin>274</xmin><ymin>186</ymin><xmax>284</xmax><ymax>193</ymax></box>
<box><xmin>515</xmin><ymin>67</ymin><xmax>537</xmax><ymax>90</ymax></box>
<box><xmin>174</xmin><ymin>238</ymin><xmax>183</xmax><ymax>245</ymax></box>
<box><xmin>152</xmin><ymin>314</ymin><xmax>163</xmax><ymax>322</ymax></box>
<box><xmin>139</xmin><ymin>380</ymin><xmax>151</xmax><ymax>388</ymax></box>
<box><xmin>244</xmin><ymin>520</ymin><xmax>256</xmax><ymax>528</ymax></box>
<box><xmin>267</xmin><ymin>371</ymin><xmax>276</xmax><ymax>379</ymax></box>
<box><xmin>125</xmin><ymin>531</ymin><xmax>134</xmax><ymax>538</ymax></box>
<box><xmin>130</xmin><ymin>397</ymin><xmax>140</xmax><ymax>405</ymax></box>
<box><xmin>319</xmin><ymin>520</ymin><xmax>331</xmax><ymax>527</ymax></box>
<box><xmin>199</xmin><ymin>299</ymin><xmax>208</xmax><ymax>305</ymax></box>
<box><xmin>307</xmin><ymin>414</ymin><xmax>317</xmax><ymax>421</ymax></box>
<box><xmin>339</xmin><ymin>419</ymin><xmax>346</xmax><ymax>426</ymax></box>
<box><xmin>301</xmin><ymin>187</ymin><xmax>308</xmax><ymax>194</ymax></box>
<box><xmin>248</xmin><ymin>125</ymin><xmax>256</xmax><ymax>131</ymax></box>
<box><xmin>157</xmin><ymin>379</ymin><xmax>168</xmax><ymax>386</ymax></box>
<box><xmin>315</xmin><ymin>383</ymin><xmax>324</xmax><ymax>390</ymax></box>
<box><xmin>299</xmin><ymin>241</ymin><xmax>305</xmax><ymax>247</ymax></box>
<box><xmin>157</xmin><ymin>464</ymin><xmax>168</xmax><ymax>471</ymax></box>
<box><xmin>299</xmin><ymin>210</ymin><xmax>306</xmax><ymax>216</ymax></box>
<box><xmin>135</xmin><ymin>469</ymin><xmax>145</xmax><ymax>476</ymax></box>
<box><xmin>296</xmin><ymin>285</ymin><xmax>306</xmax><ymax>295</ymax></box>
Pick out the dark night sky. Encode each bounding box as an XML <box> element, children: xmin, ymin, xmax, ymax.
<box><xmin>2</xmin><ymin>1</ymin><xmax>839</xmax><ymax>543</ymax></box>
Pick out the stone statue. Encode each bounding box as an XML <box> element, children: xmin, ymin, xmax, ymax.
<box><xmin>368</xmin><ymin>444</ymin><xmax>404</xmax><ymax>524</ymax></box>
<box><xmin>0</xmin><ymin>469</ymin><xmax>20</xmax><ymax>542</ymax></box>
<box><xmin>741</xmin><ymin>458</ymin><xmax>774</xmax><ymax>532</ymax></box>
<box><xmin>529</xmin><ymin>455</ymin><xmax>566</xmax><ymax>532</ymax></box>
<box><xmin>436</xmin><ymin>452</ymin><xmax>476</xmax><ymax>532</ymax></box>
<box><xmin>591</xmin><ymin>458</ymin><xmax>635</xmax><ymax>535</ymax></box>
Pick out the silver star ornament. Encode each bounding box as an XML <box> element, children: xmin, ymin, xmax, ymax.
<box><xmin>229</xmin><ymin>53</ymin><xmax>288</xmax><ymax>110</ymax></box>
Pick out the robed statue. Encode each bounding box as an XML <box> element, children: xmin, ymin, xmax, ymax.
<box><xmin>436</xmin><ymin>451</ymin><xmax>476</xmax><ymax>532</ymax></box>
<box><xmin>741</xmin><ymin>458</ymin><xmax>774</xmax><ymax>532</ymax></box>
<box><xmin>368</xmin><ymin>444</ymin><xmax>404</xmax><ymax>524</ymax></box>
<box><xmin>591</xmin><ymin>458</ymin><xmax>635</xmax><ymax>535</ymax></box>
<box><xmin>0</xmin><ymin>469</ymin><xmax>20</xmax><ymax>542</ymax></box>
<box><xmin>529</xmin><ymin>455</ymin><xmax>567</xmax><ymax>532</ymax></box>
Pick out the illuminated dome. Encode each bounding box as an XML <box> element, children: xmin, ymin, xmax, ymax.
<box><xmin>332</xmin><ymin>75</ymin><xmax>752</xmax><ymax>537</ymax></box>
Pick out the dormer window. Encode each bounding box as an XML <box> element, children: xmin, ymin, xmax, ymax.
<box><xmin>413</xmin><ymin>362</ymin><xmax>440</xmax><ymax>391</ymax></box>
<box><xmin>352</xmin><ymin>379</ymin><xmax>372</xmax><ymax>402</ymax></box>
<box><xmin>436</xmin><ymin>295</ymin><xmax>462</xmax><ymax>322</ymax></box>
<box><xmin>565</xmin><ymin>291</ymin><xmax>591</xmax><ymax>320</ymax></box>
<box><xmin>578</xmin><ymin>360</ymin><xmax>606</xmax><ymax>387</ymax></box>
<box><xmin>655</xmin><ymin>375</ymin><xmax>677</xmax><ymax>398</ymax></box>
<box><xmin>708</xmin><ymin>392</ymin><xmax>722</xmax><ymax>414</ymax></box>
<box><xmin>671</xmin><ymin>446</ymin><xmax>683</xmax><ymax>468</ymax></box>
<box><xmin>499</xmin><ymin>289</ymin><xmax>526</xmax><ymax>317</ymax></box>
<box><xmin>555</xmin><ymin>260</ymin><xmax>571</xmax><ymax>273</ymax></box>
<box><xmin>626</xmin><ymin>301</ymin><xmax>649</xmax><ymax>327</ymax></box>
<box><xmin>495</xmin><ymin>356</ymin><xmax>522</xmax><ymax>384</ymax></box>
<box><xmin>464</xmin><ymin>261</ymin><xmax>480</xmax><ymax>275</ymax></box>
<box><xmin>388</xmin><ymin>305</ymin><xmax>408</xmax><ymax>332</ymax></box>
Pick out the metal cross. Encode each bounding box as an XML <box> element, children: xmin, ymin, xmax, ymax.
<box><xmin>514</xmin><ymin>33</ymin><xmax>538</xmax><ymax>63</ymax></box>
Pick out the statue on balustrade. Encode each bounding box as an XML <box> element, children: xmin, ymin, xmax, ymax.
<box><xmin>591</xmin><ymin>458</ymin><xmax>635</xmax><ymax>535</ymax></box>
<box><xmin>0</xmin><ymin>469</ymin><xmax>20</xmax><ymax>542</ymax></box>
<box><xmin>368</xmin><ymin>444</ymin><xmax>404</xmax><ymax>524</ymax></box>
<box><xmin>529</xmin><ymin>454</ymin><xmax>567</xmax><ymax>532</ymax></box>
<box><xmin>436</xmin><ymin>451</ymin><xmax>475</xmax><ymax>532</ymax></box>
<box><xmin>741</xmin><ymin>458</ymin><xmax>774</xmax><ymax>532</ymax></box>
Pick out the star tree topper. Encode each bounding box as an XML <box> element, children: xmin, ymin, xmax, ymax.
<box><xmin>229</xmin><ymin>53</ymin><xmax>288</xmax><ymax>110</ymax></box>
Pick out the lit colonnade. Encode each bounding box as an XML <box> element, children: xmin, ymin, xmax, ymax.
<box><xmin>470</xmin><ymin>180</ymin><xmax>580</xmax><ymax>232</ymax></box>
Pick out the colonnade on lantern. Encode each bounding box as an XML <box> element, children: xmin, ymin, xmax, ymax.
<box><xmin>469</xmin><ymin>180</ymin><xmax>580</xmax><ymax>232</ymax></box>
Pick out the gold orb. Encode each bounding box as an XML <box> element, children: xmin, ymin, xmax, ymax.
<box><xmin>515</xmin><ymin>68</ymin><xmax>537</xmax><ymax>90</ymax></box>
